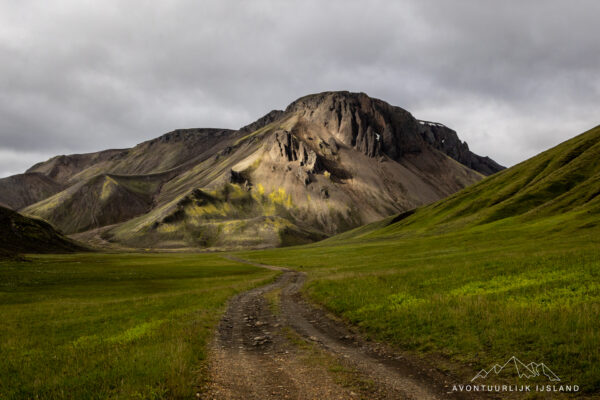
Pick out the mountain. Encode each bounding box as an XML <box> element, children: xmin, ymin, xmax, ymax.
<box><xmin>0</xmin><ymin>206</ymin><xmax>85</xmax><ymax>257</ymax></box>
<box><xmin>13</xmin><ymin>91</ymin><xmax>503</xmax><ymax>250</ymax></box>
<box><xmin>328</xmin><ymin>123</ymin><xmax>600</xmax><ymax>242</ymax></box>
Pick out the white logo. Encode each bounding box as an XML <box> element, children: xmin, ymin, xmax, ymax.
<box><xmin>471</xmin><ymin>356</ymin><xmax>560</xmax><ymax>382</ymax></box>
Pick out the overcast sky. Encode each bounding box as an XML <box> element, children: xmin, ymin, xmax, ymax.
<box><xmin>1</xmin><ymin>0</ymin><xmax>599</xmax><ymax>177</ymax></box>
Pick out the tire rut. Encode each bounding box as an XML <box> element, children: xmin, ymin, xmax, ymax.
<box><xmin>202</xmin><ymin>256</ymin><xmax>483</xmax><ymax>399</ymax></box>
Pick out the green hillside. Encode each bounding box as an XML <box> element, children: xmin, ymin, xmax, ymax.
<box><xmin>0</xmin><ymin>206</ymin><xmax>85</xmax><ymax>256</ymax></box>
<box><xmin>241</xmin><ymin>125</ymin><xmax>600</xmax><ymax>393</ymax></box>
<box><xmin>341</xmin><ymin>124</ymin><xmax>600</xmax><ymax>240</ymax></box>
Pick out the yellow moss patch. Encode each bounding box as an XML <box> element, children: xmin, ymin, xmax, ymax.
<box><xmin>268</xmin><ymin>188</ymin><xmax>289</xmax><ymax>205</ymax></box>
<box><xmin>226</xmin><ymin>184</ymin><xmax>247</xmax><ymax>200</ymax></box>
<box><xmin>100</xmin><ymin>176</ymin><xmax>119</xmax><ymax>201</ymax></box>
<box><xmin>186</xmin><ymin>203</ymin><xmax>224</xmax><ymax>217</ymax></box>
<box><xmin>259</xmin><ymin>188</ymin><xmax>294</xmax><ymax>215</ymax></box>
<box><xmin>267</xmin><ymin>216</ymin><xmax>292</xmax><ymax>230</ymax></box>
<box><xmin>157</xmin><ymin>223</ymin><xmax>178</xmax><ymax>233</ymax></box>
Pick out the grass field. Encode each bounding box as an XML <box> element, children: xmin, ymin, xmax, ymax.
<box><xmin>0</xmin><ymin>253</ymin><xmax>277</xmax><ymax>399</ymax></box>
<box><xmin>240</xmin><ymin>216</ymin><xmax>600</xmax><ymax>393</ymax></box>
<box><xmin>240</xmin><ymin>126</ymin><xmax>600</xmax><ymax>394</ymax></box>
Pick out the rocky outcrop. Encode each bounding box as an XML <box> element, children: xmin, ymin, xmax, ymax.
<box><xmin>285</xmin><ymin>91</ymin><xmax>423</xmax><ymax>160</ymax></box>
<box><xmin>284</xmin><ymin>91</ymin><xmax>503</xmax><ymax>176</ymax></box>
<box><xmin>229</xmin><ymin>169</ymin><xmax>252</xmax><ymax>190</ymax></box>
<box><xmin>269</xmin><ymin>130</ymin><xmax>324</xmax><ymax>174</ymax></box>
<box><xmin>418</xmin><ymin>121</ymin><xmax>504</xmax><ymax>175</ymax></box>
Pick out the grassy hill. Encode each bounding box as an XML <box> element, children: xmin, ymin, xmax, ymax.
<box><xmin>240</xmin><ymin>125</ymin><xmax>600</xmax><ymax>393</ymax></box>
<box><xmin>0</xmin><ymin>206</ymin><xmax>85</xmax><ymax>256</ymax></box>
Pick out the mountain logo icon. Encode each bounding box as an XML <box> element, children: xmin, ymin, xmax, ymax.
<box><xmin>471</xmin><ymin>356</ymin><xmax>560</xmax><ymax>382</ymax></box>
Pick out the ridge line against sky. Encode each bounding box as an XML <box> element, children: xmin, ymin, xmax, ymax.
<box><xmin>1</xmin><ymin>0</ymin><xmax>599</xmax><ymax>177</ymax></box>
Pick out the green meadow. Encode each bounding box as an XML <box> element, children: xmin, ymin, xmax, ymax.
<box><xmin>240</xmin><ymin>219</ymin><xmax>600</xmax><ymax>393</ymax></box>
<box><xmin>0</xmin><ymin>254</ymin><xmax>277</xmax><ymax>399</ymax></box>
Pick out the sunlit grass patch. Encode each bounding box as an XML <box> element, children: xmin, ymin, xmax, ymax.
<box><xmin>241</xmin><ymin>225</ymin><xmax>600</xmax><ymax>392</ymax></box>
<box><xmin>0</xmin><ymin>253</ymin><xmax>277</xmax><ymax>399</ymax></box>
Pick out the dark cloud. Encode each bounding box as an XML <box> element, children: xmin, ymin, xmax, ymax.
<box><xmin>1</xmin><ymin>0</ymin><xmax>599</xmax><ymax>176</ymax></box>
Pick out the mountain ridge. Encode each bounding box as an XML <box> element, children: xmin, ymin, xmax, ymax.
<box><xmin>7</xmin><ymin>91</ymin><xmax>504</xmax><ymax>250</ymax></box>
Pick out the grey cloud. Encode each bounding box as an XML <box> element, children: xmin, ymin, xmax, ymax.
<box><xmin>0</xmin><ymin>0</ymin><xmax>599</xmax><ymax>176</ymax></box>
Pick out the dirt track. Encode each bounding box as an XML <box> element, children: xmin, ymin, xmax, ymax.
<box><xmin>201</xmin><ymin>256</ymin><xmax>480</xmax><ymax>400</ymax></box>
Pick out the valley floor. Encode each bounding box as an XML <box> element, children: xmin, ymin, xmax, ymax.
<box><xmin>1</xmin><ymin>223</ymin><xmax>598</xmax><ymax>399</ymax></box>
<box><xmin>239</xmin><ymin>218</ymin><xmax>600</xmax><ymax>398</ymax></box>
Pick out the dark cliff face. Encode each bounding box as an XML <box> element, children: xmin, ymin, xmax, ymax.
<box><xmin>418</xmin><ymin>121</ymin><xmax>504</xmax><ymax>175</ymax></box>
<box><xmin>265</xmin><ymin>129</ymin><xmax>325</xmax><ymax>186</ymax></box>
<box><xmin>284</xmin><ymin>91</ymin><xmax>504</xmax><ymax>176</ymax></box>
<box><xmin>285</xmin><ymin>91</ymin><xmax>423</xmax><ymax>160</ymax></box>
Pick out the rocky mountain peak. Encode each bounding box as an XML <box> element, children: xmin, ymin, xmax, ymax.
<box><xmin>284</xmin><ymin>91</ymin><xmax>422</xmax><ymax>160</ymax></box>
<box><xmin>283</xmin><ymin>91</ymin><xmax>504</xmax><ymax>175</ymax></box>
